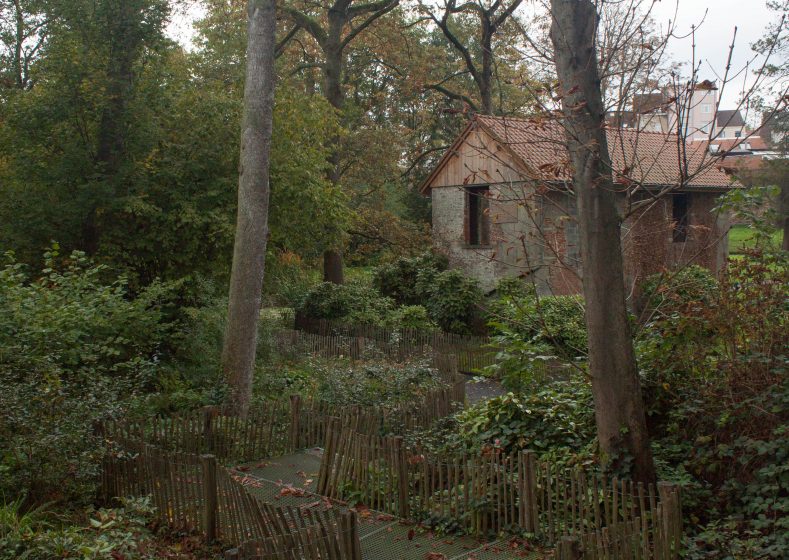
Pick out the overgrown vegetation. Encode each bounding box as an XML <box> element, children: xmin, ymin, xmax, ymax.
<box><xmin>638</xmin><ymin>254</ymin><xmax>788</xmax><ymax>557</ymax></box>
<box><xmin>297</xmin><ymin>252</ymin><xmax>483</xmax><ymax>334</ymax></box>
<box><xmin>425</xmin><ymin>254</ymin><xmax>788</xmax><ymax>557</ymax></box>
<box><xmin>483</xmin><ymin>278</ymin><xmax>586</xmax><ymax>392</ymax></box>
<box><xmin>0</xmin><ymin>248</ymin><xmax>170</xmax><ymax>507</ymax></box>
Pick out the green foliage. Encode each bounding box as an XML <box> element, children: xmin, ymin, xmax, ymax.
<box><xmin>372</xmin><ymin>252</ymin><xmax>448</xmax><ymax>306</ymax></box>
<box><xmin>638</xmin><ymin>254</ymin><xmax>789</xmax><ymax>558</ymax></box>
<box><xmin>639</xmin><ymin>265</ymin><xmax>718</xmax><ymax>325</ymax></box>
<box><xmin>419</xmin><ymin>269</ymin><xmax>483</xmax><ymax>334</ymax></box>
<box><xmin>255</xmin><ymin>358</ymin><xmax>445</xmax><ymax>410</ymax></box>
<box><xmin>263</xmin><ymin>251</ymin><xmax>318</xmax><ymax>308</ymax></box>
<box><xmin>302</xmin><ymin>257</ymin><xmax>482</xmax><ymax>334</ymax></box>
<box><xmin>298</xmin><ymin>281</ymin><xmax>395</xmax><ymax>325</ymax></box>
<box><xmin>413</xmin><ymin>376</ymin><xmax>596</xmax><ymax>465</ymax></box>
<box><xmin>385</xmin><ymin>305</ymin><xmax>438</xmax><ymax>331</ymax></box>
<box><xmin>0</xmin><ymin>249</ymin><xmax>170</xmax><ymax>506</ymax></box>
<box><xmin>0</xmin><ymin>14</ymin><xmax>346</xmax><ymax>299</ymax></box>
<box><xmin>485</xmin><ymin>279</ymin><xmax>586</xmax><ymax>389</ymax></box>
<box><xmin>317</xmin><ymin>360</ymin><xmax>443</xmax><ymax>408</ymax></box>
<box><xmin>1</xmin><ymin>497</ymin><xmax>159</xmax><ymax>560</ymax></box>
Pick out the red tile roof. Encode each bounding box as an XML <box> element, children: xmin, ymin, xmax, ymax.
<box><xmin>471</xmin><ymin>115</ymin><xmax>735</xmax><ymax>190</ymax></box>
<box><xmin>709</xmin><ymin>136</ymin><xmax>768</xmax><ymax>152</ymax></box>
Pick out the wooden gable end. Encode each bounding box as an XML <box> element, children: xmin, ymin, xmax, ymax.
<box><xmin>421</xmin><ymin>123</ymin><xmax>527</xmax><ymax>192</ymax></box>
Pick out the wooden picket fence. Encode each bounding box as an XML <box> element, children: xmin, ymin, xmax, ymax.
<box><xmin>556</xmin><ymin>493</ymin><xmax>681</xmax><ymax>559</ymax></box>
<box><xmin>101</xmin><ymin>375</ymin><xmax>465</xmax><ymax>471</ymax></box>
<box><xmin>275</xmin><ymin>326</ymin><xmax>494</xmax><ymax>372</ymax></box>
<box><xmin>224</xmin><ymin>508</ymin><xmax>361</xmax><ymax>560</ymax></box>
<box><xmin>316</xmin><ymin>424</ymin><xmax>682</xmax><ymax>558</ymax></box>
<box><xmin>101</xmin><ymin>442</ymin><xmax>362</xmax><ymax>558</ymax></box>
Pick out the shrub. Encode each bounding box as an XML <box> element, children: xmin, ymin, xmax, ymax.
<box><xmin>292</xmin><ymin>360</ymin><xmax>442</xmax><ymax>405</ymax></box>
<box><xmin>638</xmin><ymin>265</ymin><xmax>718</xmax><ymax>323</ymax></box>
<box><xmin>638</xmin><ymin>253</ymin><xmax>789</xmax><ymax>558</ymax></box>
<box><xmin>385</xmin><ymin>305</ymin><xmax>438</xmax><ymax>331</ymax></box>
<box><xmin>419</xmin><ymin>269</ymin><xmax>483</xmax><ymax>334</ymax></box>
<box><xmin>0</xmin><ymin>249</ymin><xmax>170</xmax><ymax>506</ymax></box>
<box><xmin>485</xmin><ymin>279</ymin><xmax>586</xmax><ymax>388</ymax></box>
<box><xmin>297</xmin><ymin>281</ymin><xmax>394</xmax><ymax>325</ymax></box>
<box><xmin>1</xmin><ymin>497</ymin><xmax>159</xmax><ymax>560</ymax></box>
<box><xmin>262</xmin><ymin>250</ymin><xmax>316</xmax><ymax>308</ymax></box>
<box><xmin>411</xmin><ymin>375</ymin><xmax>596</xmax><ymax>465</ymax></box>
<box><xmin>372</xmin><ymin>251</ymin><xmax>448</xmax><ymax>306</ymax></box>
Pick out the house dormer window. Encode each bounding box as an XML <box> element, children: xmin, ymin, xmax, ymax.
<box><xmin>672</xmin><ymin>193</ymin><xmax>689</xmax><ymax>242</ymax></box>
<box><xmin>465</xmin><ymin>186</ymin><xmax>490</xmax><ymax>246</ymax></box>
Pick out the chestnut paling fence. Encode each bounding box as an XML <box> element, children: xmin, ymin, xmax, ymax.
<box><xmin>100</xmin><ymin>352</ymin><xmax>683</xmax><ymax>559</ymax></box>
<box><xmin>316</xmin><ymin>424</ymin><xmax>683</xmax><ymax>560</ymax></box>
<box><xmin>99</xmin><ymin>366</ymin><xmax>466</xmax><ymax>559</ymax></box>
<box><xmin>101</xmin><ymin>442</ymin><xmax>361</xmax><ymax>557</ymax></box>
<box><xmin>274</xmin><ymin>326</ymin><xmax>495</xmax><ymax>372</ymax></box>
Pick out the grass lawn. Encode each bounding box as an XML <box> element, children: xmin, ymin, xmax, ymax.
<box><xmin>728</xmin><ymin>224</ymin><xmax>783</xmax><ymax>254</ymax></box>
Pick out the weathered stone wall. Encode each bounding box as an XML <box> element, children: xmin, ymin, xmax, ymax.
<box><xmin>621</xmin><ymin>192</ymin><xmax>729</xmax><ymax>298</ymax></box>
<box><xmin>426</xmin><ymin>123</ymin><xmax>729</xmax><ymax>296</ymax></box>
<box><xmin>432</xmin><ymin>185</ymin><xmax>728</xmax><ymax>297</ymax></box>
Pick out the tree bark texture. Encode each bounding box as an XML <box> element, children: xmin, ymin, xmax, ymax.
<box><xmin>549</xmin><ymin>0</ymin><xmax>656</xmax><ymax>484</ymax></box>
<box><xmin>221</xmin><ymin>0</ymin><xmax>277</xmax><ymax>417</ymax></box>
<box><xmin>781</xmin><ymin>182</ymin><xmax>789</xmax><ymax>252</ymax></box>
<box><xmin>323</xmin><ymin>43</ymin><xmax>345</xmax><ymax>283</ymax></box>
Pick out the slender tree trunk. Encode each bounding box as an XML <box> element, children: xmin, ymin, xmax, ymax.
<box><xmin>781</xmin><ymin>182</ymin><xmax>789</xmax><ymax>252</ymax></box>
<box><xmin>222</xmin><ymin>0</ymin><xmax>277</xmax><ymax>417</ymax></box>
<box><xmin>550</xmin><ymin>0</ymin><xmax>656</xmax><ymax>484</ymax></box>
<box><xmin>479</xmin><ymin>17</ymin><xmax>493</xmax><ymax>115</ymax></box>
<box><xmin>322</xmin><ymin>39</ymin><xmax>345</xmax><ymax>284</ymax></box>
<box><xmin>86</xmin><ymin>0</ymin><xmax>139</xmax><ymax>254</ymax></box>
<box><xmin>13</xmin><ymin>0</ymin><xmax>25</xmax><ymax>89</ymax></box>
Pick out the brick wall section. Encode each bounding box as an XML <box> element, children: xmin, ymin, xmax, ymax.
<box><xmin>622</xmin><ymin>192</ymin><xmax>729</xmax><ymax>296</ymax></box>
<box><xmin>433</xmin><ymin>185</ymin><xmax>728</xmax><ymax>297</ymax></box>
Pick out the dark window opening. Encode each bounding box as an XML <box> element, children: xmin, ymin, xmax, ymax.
<box><xmin>466</xmin><ymin>186</ymin><xmax>490</xmax><ymax>246</ymax></box>
<box><xmin>672</xmin><ymin>193</ymin><xmax>689</xmax><ymax>242</ymax></box>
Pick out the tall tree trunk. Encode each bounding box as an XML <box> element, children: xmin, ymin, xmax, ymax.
<box><xmin>86</xmin><ymin>0</ymin><xmax>139</xmax><ymax>254</ymax></box>
<box><xmin>781</xmin><ymin>182</ymin><xmax>789</xmax><ymax>252</ymax></box>
<box><xmin>322</xmin><ymin>40</ymin><xmax>345</xmax><ymax>284</ymax></box>
<box><xmin>221</xmin><ymin>0</ymin><xmax>277</xmax><ymax>417</ymax></box>
<box><xmin>550</xmin><ymin>0</ymin><xmax>656</xmax><ymax>484</ymax></box>
<box><xmin>479</xmin><ymin>17</ymin><xmax>493</xmax><ymax>115</ymax></box>
<box><xmin>13</xmin><ymin>0</ymin><xmax>24</xmax><ymax>89</ymax></box>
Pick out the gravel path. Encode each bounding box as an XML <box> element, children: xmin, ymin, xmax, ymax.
<box><xmin>464</xmin><ymin>374</ymin><xmax>507</xmax><ymax>405</ymax></box>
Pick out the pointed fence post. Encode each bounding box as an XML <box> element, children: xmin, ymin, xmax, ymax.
<box><xmin>557</xmin><ymin>535</ymin><xmax>581</xmax><ymax>560</ymax></box>
<box><xmin>202</xmin><ymin>406</ymin><xmax>215</xmax><ymax>454</ymax></box>
<box><xmin>348</xmin><ymin>510</ymin><xmax>363</xmax><ymax>560</ymax></box>
<box><xmin>658</xmin><ymin>482</ymin><xmax>682</xmax><ymax>559</ymax></box>
<box><xmin>201</xmin><ymin>454</ymin><xmax>218</xmax><ymax>542</ymax></box>
<box><xmin>519</xmin><ymin>450</ymin><xmax>539</xmax><ymax>535</ymax></box>
<box><xmin>393</xmin><ymin>436</ymin><xmax>410</xmax><ymax>519</ymax></box>
<box><xmin>289</xmin><ymin>395</ymin><xmax>302</xmax><ymax>451</ymax></box>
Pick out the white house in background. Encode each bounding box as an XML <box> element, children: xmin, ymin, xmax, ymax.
<box><xmin>625</xmin><ymin>81</ymin><xmax>719</xmax><ymax>139</ymax></box>
<box><xmin>666</xmin><ymin>80</ymin><xmax>718</xmax><ymax>140</ymax></box>
<box><xmin>717</xmin><ymin>110</ymin><xmax>748</xmax><ymax>138</ymax></box>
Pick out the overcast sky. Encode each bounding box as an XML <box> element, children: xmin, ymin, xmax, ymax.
<box><xmin>649</xmin><ymin>0</ymin><xmax>779</xmax><ymax>109</ymax></box>
<box><xmin>168</xmin><ymin>0</ymin><xmax>782</xmax><ymax>113</ymax></box>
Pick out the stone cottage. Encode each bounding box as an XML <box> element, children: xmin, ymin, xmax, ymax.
<box><xmin>420</xmin><ymin>115</ymin><xmax>736</xmax><ymax>295</ymax></box>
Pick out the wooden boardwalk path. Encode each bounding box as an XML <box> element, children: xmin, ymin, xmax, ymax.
<box><xmin>237</xmin><ymin>451</ymin><xmax>545</xmax><ymax>560</ymax></box>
